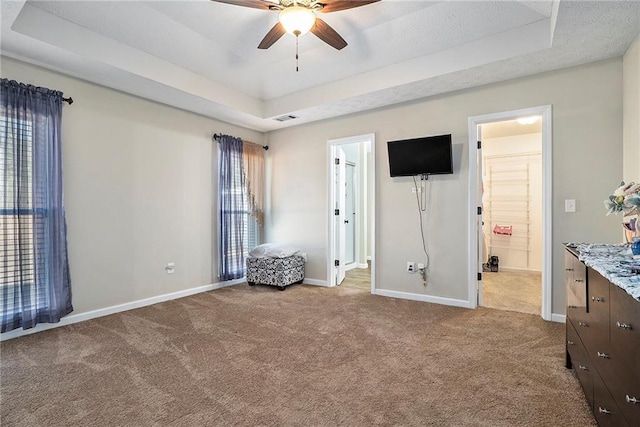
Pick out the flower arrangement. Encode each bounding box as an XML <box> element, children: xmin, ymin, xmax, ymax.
<box><xmin>604</xmin><ymin>181</ymin><xmax>640</xmax><ymax>216</ymax></box>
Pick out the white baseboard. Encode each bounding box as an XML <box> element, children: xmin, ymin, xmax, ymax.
<box><xmin>373</xmin><ymin>289</ymin><xmax>472</xmax><ymax>309</ymax></box>
<box><xmin>551</xmin><ymin>313</ymin><xmax>566</xmax><ymax>323</ymax></box>
<box><xmin>495</xmin><ymin>267</ymin><xmax>542</xmax><ymax>273</ymax></box>
<box><xmin>366</xmin><ymin>256</ymin><xmax>372</xmax><ymax>261</ymax></box>
<box><xmin>0</xmin><ymin>278</ymin><xmax>244</xmax><ymax>341</ymax></box>
<box><xmin>344</xmin><ymin>263</ymin><xmax>358</xmax><ymax>272</ymax></box>
<box><xmin>357</xmin><ymin>263</ymin><xmax>369</xmax><ymax>269</ymax></box>
<box><xmin>303</xmin><ymin>278</ymin><xmax>330</xmax><ymax>287</ymax></box>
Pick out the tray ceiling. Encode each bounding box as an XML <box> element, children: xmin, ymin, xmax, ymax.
<box><xmin>2</xmin><ymin>0</ymin><xmax>639</xmax><ymax>131</ymax></box>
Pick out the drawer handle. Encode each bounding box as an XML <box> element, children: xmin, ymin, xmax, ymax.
<box><xmin>565</xmin><ymin>268</ymin><xmax>574</xmax><ymax>272</ymax></box>
<box><xmin>578</xmin><ymin>365</ymin><xmax>588</xmax><ymax>371</ymax></box>
<box><xmin>616</xmin><ymin>321</ymin><xmax>632</xmax><ymax>330</ymax></box>
<box><xmin>598</xmin><ymin>407</ymin><xmax>612</xmax><ymax>415</ymax></box>
<box><xmin>626</xmin><ymin>395</ymin><xmax>639</xmax><ymax>405</ymax></box>
<box><xmin>567</xmin><ymin>340</ymin><xmax>574</xmax><ymax>345</ymax></box>
<box><xmin>597</xmin><ymin>351</ymin><xmax>609</xmax><ymax>359</ymax></box>
<box><xmin>578</xmin><ymin>322</ymin><xmax>588</xmax><ymax>327</ymax></box>
<box><xmin>575</xmin><ymin>279</ymin><xmax>584</xmax><ymax>283</ymax></box>
<box><xmin>591</xmin><ymin>296</ymin><xmax>603</xmax><ymax>302</ymax></box>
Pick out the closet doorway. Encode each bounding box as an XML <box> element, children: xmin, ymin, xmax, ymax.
<box><xmin>327</xmin><ymin>134</ymin><xmax>375</xmax><ymax>292</ymax></box>
<box><xmin>468</xmin><ymin>106</ymin><xmax>552</xmax><ymax>320</ymax></box>
<box><xmin>480</xmin><ymin>119</ymin><xmax>542</xmax><ymax>315</ymax></box>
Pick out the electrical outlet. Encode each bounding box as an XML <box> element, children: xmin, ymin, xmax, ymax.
<box><xmin>407</xmin><ymin>262</ymin><xmax>415</xmax><ymax>273</ymax></box>
<box><xmin>417</xmin><ymin>263</ymin><xmax>425</xmax><ymax>270</ymax></box>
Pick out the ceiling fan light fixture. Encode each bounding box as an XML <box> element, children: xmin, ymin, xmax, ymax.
<box><xmin>279</xmin><ymin>6</ymin><xmax>316</xmax><ymax>36</ymax></box>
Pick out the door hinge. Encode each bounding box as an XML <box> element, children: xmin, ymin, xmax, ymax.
<box><xmin>477</xmin><ymin>206</ymin><xmax>482</xmax><ymax>215</ymax></box>
<box><xmin>334</xmin><ymin>158</ymin><xmax>340</xmax><ymax>165</ymax></box>
<box><xmin>477</xmin><ymin>140</ymin><xmax>482</xmax><ymax>149</ymax></box>
<box><xmin>334</xmin><ymin>209</ymin><xmax>340</xmax><ymax>216</ymax></box>
<box><xmin>478</xmin><ymin>272</ymin><xmax>482</xmax><ymax>281</ymax></box>
<box><xmin>335</xmin><ymin>259</ymin><xmax>340</xmax><ymax>267</ymax></box>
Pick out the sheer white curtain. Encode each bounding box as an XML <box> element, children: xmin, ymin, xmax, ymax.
<box><xmin>242</xmin><ymin>141</ymin><xmax>265</xmax><ymax>227</ymax></box>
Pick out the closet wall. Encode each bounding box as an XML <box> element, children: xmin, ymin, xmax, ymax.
<box><xmin>482</xmin><ymin>131</ymin><xmax>542</xmax><ymax>272</ymax></box>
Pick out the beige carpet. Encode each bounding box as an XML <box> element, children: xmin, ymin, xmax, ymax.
<box><xmin>482</xmin><ymin>270</ymin><xmax>542</xmax><ymax>315</ymax></box>
<box><xmin>1</xmin><ymin>280</ymin><xmax>594</xmax><ymax>426</ymax></box>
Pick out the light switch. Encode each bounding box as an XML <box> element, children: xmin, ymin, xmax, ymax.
<box><xmin>565</xmin><ymin>199</ymin><xmax>576</xmax><ymax>213</ymax></box>
<box><xmin>165</xmin><ymin>262</ymin><xmax>175</xmax><ymax>274</ymax></box>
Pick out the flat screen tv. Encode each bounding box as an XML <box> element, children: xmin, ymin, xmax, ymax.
<box><xmin>387</xmin><ymin>134</ymin><xmax>453</xmax><ymax>177</ymax></box>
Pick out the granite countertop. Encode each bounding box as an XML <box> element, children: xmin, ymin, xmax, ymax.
<box><xmin>567</xmin><ymin>243</ymin><xmax>640</xmax><ymax>302</ymax></box>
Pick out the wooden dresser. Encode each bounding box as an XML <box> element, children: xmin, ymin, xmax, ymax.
<box><xmin>564</xmin><ymin>246</ymin><xmax>640</xmax><ymax>426</ymax></box>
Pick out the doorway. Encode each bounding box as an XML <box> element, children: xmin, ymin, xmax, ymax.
<box><xmin>480</xmin><ymin>119</ymin><xmax>543</xmax><ymax>315</ymax></box>
<box><xmin>468</xmin><ymin>106</ymin><xmax>552</xmax><ymax>320</ymax></box>
<box><xmin>345</xmin><ymin>162</ymin><xmax>357</xmax><ymax>268</ymax></box>
<box><xmin>327</xmin><ymin>134</ymin><xmax>375</xmax><ymax>292</ymax></box>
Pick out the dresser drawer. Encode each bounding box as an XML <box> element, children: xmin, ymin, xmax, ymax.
<box><xmin>615</xmin><ymin>369</ymin><xmax>640</xmax><ymax>426</ymax></box>
<box><xmin>583</xmin><ymin>268</ymin><xmax>610</xmax><ymax>348</ymax></box>
<box><xmin>610</xmin><ymin>283</ymin><xmax>640</xmax><ymax>373</ymax></box>
<box><xmin>594</xmin><ymin>374</ymin><xmax>629</xmax><ymax>427</ymax></box>
<box><xmin>566</xmin><ymin>251</ymin><xmax>588</xmax><ymax>322</ymax></box>
<box><xmin>592</xmin><ymin>347</ymin><xmax>640</xmax><ymax>426</ymax></box>
<box><xmin>567</xmin><ymin>319</ymin><xmax>587</xmax><ymax>362</ymax></box>
<box><xmin>567</xmin><ymin>320</ymin><xmax>594</xmax><ymax>410</ymax></box>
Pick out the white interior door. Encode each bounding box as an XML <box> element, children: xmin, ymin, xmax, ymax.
<box><xmin>334</xmin><ymin>148</ymin><xmax>347</xmax><ymax>285</ymax></box>
<box><xmin>477</xmin><ymin>127</ymin><xmax>484</xmax><ymax>306</ymax></box>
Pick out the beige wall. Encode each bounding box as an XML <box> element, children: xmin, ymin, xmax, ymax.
<box><xmin>1</xmin><ymin>56</ymin><xmax>263</xmax><ymax>316</ymax></box>
<box><xmin>623</xmin><ymin>33</ymin><xmax>640</xmax><ymax>182</ymax></box>
<box><xmin>266</xmin><ymin>59</ymin><xmax>623</xmax><ymax>315</ymax></box>
<box><xmin>1</xmin><ymin>55</ymin><xmax>626</xmax><ymax>321</ymax></box>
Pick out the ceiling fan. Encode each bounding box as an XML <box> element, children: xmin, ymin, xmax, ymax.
<box><xmin>210</xmin><ymin>0</ymin><xmax>380</xmax><ymax>51</ymax></box>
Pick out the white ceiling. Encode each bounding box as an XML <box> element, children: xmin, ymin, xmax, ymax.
<box><xmin>2</xmin><ymin>0</ymin><xmax>639</xmax><ymax>131</ymax></box>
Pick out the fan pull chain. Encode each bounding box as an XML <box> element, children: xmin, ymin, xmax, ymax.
<box><xmin>296</xmin><ymin>35</ymin><xmax>299</xmax><ymax>72</ymax></box>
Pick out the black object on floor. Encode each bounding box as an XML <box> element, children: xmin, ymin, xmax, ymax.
<box><xmin>483</xmin><ymin>255</ymin><xmax>499</xmax><ymax>273</ymax></box>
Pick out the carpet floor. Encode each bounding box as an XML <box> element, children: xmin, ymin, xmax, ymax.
<box><xmin>1</xmin><ymin>280</ymin><xmax>594</xmax><ymax>426</ymax></box>
<box><xmin>482</xmin><ymin>270</ymin><xmax>542</xmax><ymax>316</ymax></box>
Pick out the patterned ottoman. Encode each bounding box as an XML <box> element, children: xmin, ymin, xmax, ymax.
<box><xmin>246</xmin><ymin>255</ymin><xmax>305</xmax><ymax>291</ymax></box>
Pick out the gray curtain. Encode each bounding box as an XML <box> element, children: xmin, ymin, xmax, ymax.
<box><xmin>217</xmin><ymin>134</ymin><xmax>246</xmax><ymax>281</ymax></box>
<box><xmin>1</xmin><ymin>79</ymin><xmax>73</xmax><ymax>333</ymax></box>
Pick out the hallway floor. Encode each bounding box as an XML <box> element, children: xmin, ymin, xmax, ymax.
<box><xmin>342</xmin><ymin>264</ymin><xmax>371</xmax><ymax>291</ymax></box>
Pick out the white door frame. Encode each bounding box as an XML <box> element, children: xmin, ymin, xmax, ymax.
<box><xmin>327</xmin><ymin>133</ymin><xmax>376</xmax><ymax>292</ymax></box>
<box><xmin>336</xmin><ymin>146</ymin><xmax>347</xmax><ymax>285</ymax></box>
<box><xmin>467</xmin><ymin>105</ymin><xmax>552</xmax><ymax>320</ymax></box>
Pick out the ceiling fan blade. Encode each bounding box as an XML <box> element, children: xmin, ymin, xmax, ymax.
<box><xmin>310</xmin><ymin>18</ymin><xmax>347</xmax><ymax>50</ymax></box>
<box><xmin>317</xmin><ymin>0</ymin><xmax>380</xmax><ymax>13</ymax></box>
<box><xmin>258</xmin><ymin>22</ymin><xmax>286</xmax><ymax>49</ymax></box>
<box><xmin>209</xmin><ymin>0</ymin><xmax>273</xmax><ymax>11</ymax></box>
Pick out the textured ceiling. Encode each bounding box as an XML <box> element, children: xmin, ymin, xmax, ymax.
<box><xmin>1</xmin><ymin>0</ymin><xmax>639</xmax><ymax>131</ymax></box>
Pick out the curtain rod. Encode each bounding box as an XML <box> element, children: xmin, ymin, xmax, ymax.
<box><xmin>63</xmin><ymin>97</ymin><xmax>73</xmax><ymax>105</ymax></box>
<box><xmin>213</xmin><ymin>133</ymin><xmax>268</xmax><ymax>150</ymax></box>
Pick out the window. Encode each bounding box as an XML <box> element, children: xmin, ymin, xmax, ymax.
<box><xmin>217</xmin><ymin>135</ymin><xmax>261</xmax><ymax>281</ymax></box>
<box><xmin>0</xmin><ymin>115</ymin><xmax>39</xmax><ymax>315</ymax></box>
<box><xmin>219</xmin><ymin>161</ymin><xmax>258</xmax><ymax>275</ymax></box>
<box><xmin>1</xmin><ymin>78</ymin><xmax>73</xmax><ymax>333</ymax></box>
